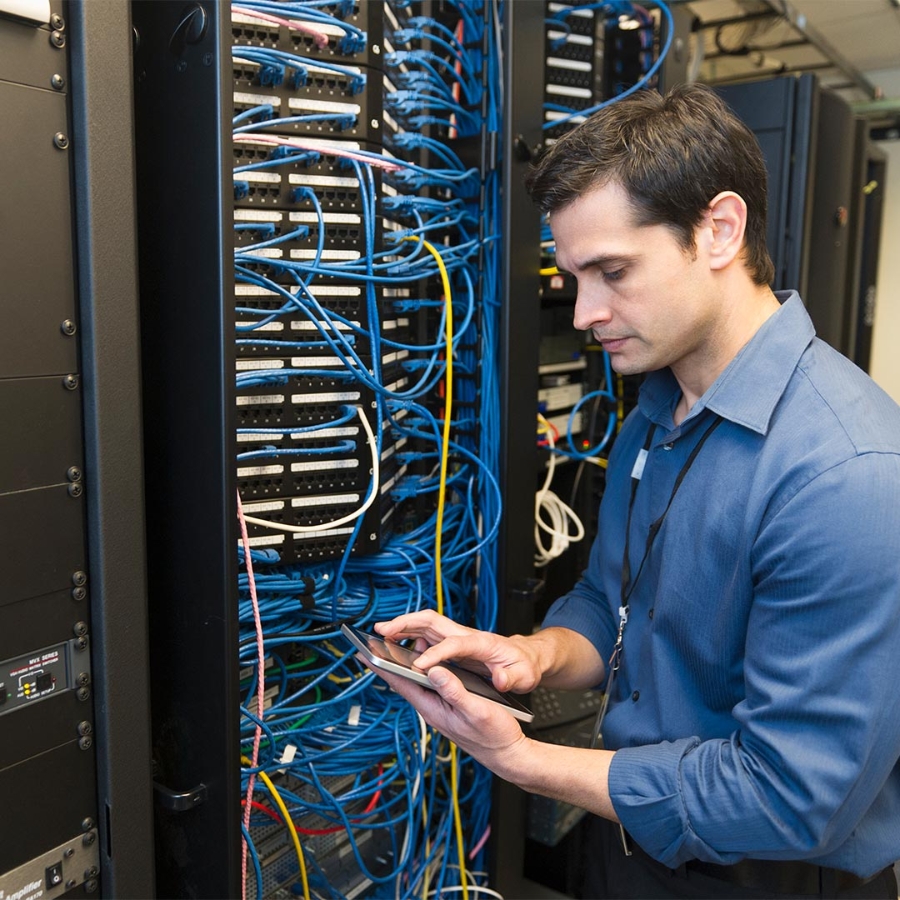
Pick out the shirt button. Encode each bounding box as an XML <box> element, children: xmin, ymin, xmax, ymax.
<box><xmin>663</xmin><ymin>442</ymin><xmax>674</xmax><ymax>451</ymax></box>
<box><xmin>632</xmin><ymin>691</ymin><xmax>640</xmax><ymax>702</ymax></box>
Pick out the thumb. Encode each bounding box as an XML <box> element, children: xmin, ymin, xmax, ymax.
<box><xmin>428</xmin><ymin>666</ymin><xmax>467</xmax><ymax>707</ymax></box>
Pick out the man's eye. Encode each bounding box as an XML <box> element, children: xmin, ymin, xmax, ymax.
<box><xmin>603</xmin><ymin>269</ymin><xmax>625</xmax><ymax>282</ymax></box>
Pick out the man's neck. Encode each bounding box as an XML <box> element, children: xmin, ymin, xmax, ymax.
<box><xmin>672</xmin><ymin>285</ymin><xmax>781</xmax><ymax>426</ymax></box>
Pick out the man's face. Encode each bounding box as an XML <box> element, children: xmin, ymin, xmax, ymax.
<box><xmin>551</xmin><ymin>181</ymin><xmax>719</xmax><ymax>380</ymax></box>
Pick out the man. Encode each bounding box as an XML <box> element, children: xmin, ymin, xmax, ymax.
<box><xmin>372</xmin><ymin>84</ymin><xmax>900</xmax><ymax>898</ymax></box>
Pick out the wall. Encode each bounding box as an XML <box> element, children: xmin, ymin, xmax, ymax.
<box><xmin>866</xmin><ymin>68</ymin><xmax>900</xmax><ymax>403</ymax></box>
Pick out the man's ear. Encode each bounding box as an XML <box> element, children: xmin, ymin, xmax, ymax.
<box><xmin>702</xmin><ymin>191</ymin><xmax>747</xmax><ymax>271</ymax></box>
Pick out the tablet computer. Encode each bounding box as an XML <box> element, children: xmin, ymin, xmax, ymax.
<box><xmin>341</xmin><ymin>623</ymin><xmax>533</xmax><ymax>723</ymax></box>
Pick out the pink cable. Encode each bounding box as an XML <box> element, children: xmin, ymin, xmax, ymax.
<box><xmin>469</xmin><ymin>824</ymin><xmax>491</xmax><ymax>860</ymax></box>
<box><xmin>232</xmin><ymin>5</ymin><xmax>329</xmax><ymax>48</ymax></box>
<box><xmin>237</xmin><ymin>489</ymin><xmax>266</xmax><ymax>900</ymax></box>
<box><xmin>233</xmin><ymin>133</ymin><xmax>402</xmax><ymax>172</ymax></box>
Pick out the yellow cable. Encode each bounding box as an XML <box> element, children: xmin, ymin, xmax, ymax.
<box><xmin>402</xmin><ymin>236</ymin><xmax>467</xmax><ymax>900</ymax></box>
<box><xmin>402</xmin><ymin>237</ymin><xmax>453</xmax><ymax>618</ymax></box>
<box><xmin>450</xmin><ymin>743</ymin><xmax>468</xmax><ymax>900</ymax></box>
<box><xmin>421</xmin><ymin>797</ymin><xmax>430</xmax><ymax>900</ymax></box>
<box><xmin>539</xmin><ymin>266</ymin><xmax>559</xmax><ymax>276</ymax></box>
<box><xmin>242</xmin><ymin>756</ymin><xmax>311</xmax><ymax>900</ymax></box>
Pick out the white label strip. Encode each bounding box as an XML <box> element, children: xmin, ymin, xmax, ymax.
<box><xmin>291</xmin><ymin>426</ymin><xmax>358</xmax><ymax>439</ymax></box>
<box><xmin>234</xmin><ymin>171</ymin><xmax>281</xmax><ymax>184</ymax></box>
<box><xmin>288</xmin><ymin>174</ymin><xmax>358</xmax><ymax>188</ymax></box>
<box><xmin>236</xmin><ymin>285</ymin><xmax>280</xmax><ymax>296</ymax></box>
<box><xmin>242</xmin><ymin>500</ymin><xmax>286</xmax><ymax>513</ymax></box>
<box><xmin>293</xmin><ymin>527</ymin><xmax>355</xmax><ymax>541</ymax></box>
<box><xmin>283</xmin><ymin>137</ymin><xmax>362</xmax><ymax>153</ymax></box>
<box><xmin>546</xmin><ymin>30</ymin><xmax>593</xmax><ymax>46</ymax></box>
<box><xmin>291</xmin><ymin>459</ymin><xmax>358</xmax><ymax>472</ymax></box>
<box><xmin>291</xmin><ymin>391</ymin><xmax>360</xmax><ymax>403</ymax></box>
<box><xmin>236</xmin><ymin>321</ymin><xmax>284</xmax><ymax>331</ymax></box>
<box><xmin>237</xmin><ymin>433</ymin><xmax>282</xmax><ymax>443</ymax></box>
<box><xmin>236</xmin><ymin>359</ymin><xmax>284</xmax><ymax>371</ymax></box>
<box><xmin>308</xmin><ymin>62</ymin><xmax>362</xmax><ymax>76</ymax></box>
<box><xmin>247</xmin><ymin>534</ymin><xmax>285</xmax><ymax>546</ymax></box>
<box><xmin>290</xmin><ymin>211</ymin><xmax>361</xmax><ymax>224</ymax></box>
<box><xmin>288</xmin><ymin>98</ymin><xmax>361</xmax><ymax>115</ymax></box>
<box><xmin>291</xmin><ymin>493</ymin><xmax>360</xmax><ymax>507</ymax></box>
<box><xmin>547</xmin><ymin>56</ymin><xmax>592</xmax><ymax>72</ymax></box>
<box><xmin>291</xmin><ymin>320</ymin><xmax>355</xmax><ymax>331</ymax></box>
<box><xmin>235</xmin><ymin>209</ymin><xmax>283</xmax><ymax>222</ymax></box>
<box><xmin>240</xmin><ymin>248</ymin><xmax>283</xmax><ymax>258</ymax></box>
<box><xmin>547</xmin><ymin>84</ymin><xmax>593</xmax><ymax>99</ymax></box>
<box><xmin>234</xmin><ymin>91</ymin><xmax>282</xmax><ymax>109</ymax></box>
<box><xmin>307</xmin><ymin>285</ymin><xmax>361</xmax><ymax>296</ymax></box>
<box><xmin>236</xmin><ymin>394</ymin><xmax>285</xmax><ymax>406</ymax></box>
<box><xmin>291</xmin><ymin>249</ymin><xmax>360</xmax><ymax>260</ymax></box>
<box><xmin>289</xmin><ymin>356</ymin><xmax>344</xmax><ymax>367</ymax></box>
<box><xmin>237</xmin><ymin>464</ymin><xmax>284</xmax><ymax>476</ymax></box>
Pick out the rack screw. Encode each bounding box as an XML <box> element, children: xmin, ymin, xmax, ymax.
<box><xmin>77</xmin><ymin>687</ymin><xmax>91</xmax><ymax>701</ymax></box>
<box><xmin>61</xmin><ymin>319</ymin><xmax>76</xmax><ymax>335</ymax></box>
<box><xmin>51</xmin><ymin>73</ymin><xmax>66</xmax><ymax>91</ymax></box>
<box><xmin>63</xmin><ymin>374</ymin><xmax>79</xmax><ymax>390</ymax></box>
<box><xmin>82</xmin><ymin>818</ymin><xmax>95</xmax><ymax>832</ymax></box>
<box><xmin>68</xmin><ymin>483</ymin><xmax>83</xmax><ymax>498</ymax></box>
<box><xmin>50</xmin><ymin>30</ymin><xmax>65</xmax><ymax>48</ymax></box>
<box><xmin>73</xmin><ymin>621</ymin><xmax>88</xmax><ymax>636</ymax></box>
<box><xmin>50</xmin><ymin>13</ymin><xmax>65</xmax><ymax>29</ymax></box>
<box><xmin>72</xmin><ymin>587</ymin><xmax>87</xmax><ymax>602</ymax></box>
<box><xmin>73</xmin><ymin>571</ymin><xmax>88</xmax><ymax>586</ymax></box>
<box><xmin>82</xmin><ymin>830</ymin><xmax>96</xmax><ymax>845</ymax></box>
<box><xmin>74</xmin><ymin>636</ymin><xmax>88</xmax><ymax>651</ymax></box>
<box><xmin>78</xmin><ymin>721</ymin><xmax>93</xmax><ymax>737</ymax></box>
<box><xmin>67</xmin><ymin>466</ymin><xmax>82</xmax><ymax>482</ymax></box>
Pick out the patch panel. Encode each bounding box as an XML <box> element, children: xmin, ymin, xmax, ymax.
<box><xmin>231</xmin><ymin>0</ymin><xmax>384</xmax><ymax>67</ymax></box>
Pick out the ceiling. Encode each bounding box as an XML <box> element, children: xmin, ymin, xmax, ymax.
<box><xmin>678</xmin><ymin>0</ymin><xmax>900</xmax><ymax>116</ymax></box>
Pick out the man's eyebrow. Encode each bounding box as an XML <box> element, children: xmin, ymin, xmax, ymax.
<box><xmin>572</xmin><ymin>253</ymin><xmax>637</xmax><ymax>271</ymax></box>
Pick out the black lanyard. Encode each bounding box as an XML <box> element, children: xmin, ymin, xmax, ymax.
<box><xmin>621</xmin><ymin>413</ymin><xmax>724</xmax><ymax>610</ymax></box>
<box><xmin>592</xmin><ymin>412</ymin><xmax>724</xmax><ymax>750</ymax></box>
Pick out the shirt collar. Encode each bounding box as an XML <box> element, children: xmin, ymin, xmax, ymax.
<box><xmin>638</xmin><ymin>291</ymin><xmax>815</xmax><ymax>435</ymax></box>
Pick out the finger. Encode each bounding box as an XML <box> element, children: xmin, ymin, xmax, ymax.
<box><xmin>426</xmin><ymin>665</ymin><xmax>473</xmax><ymax>711</ymax></box>
<box><xmin>375</xmin><ymin>611</ymin><xmax>468</xmax><ymax>644</ymax></box>
<box><xmin>415</xmin><ymin>632</ymin><xmax>493</xmax><ymax>670</ymax></box>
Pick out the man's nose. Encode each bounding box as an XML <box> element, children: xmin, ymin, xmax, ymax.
<box><xmin>572</xmin><ymin>290</ymin><xmax>611</xmax><ymax>333</ymax></box>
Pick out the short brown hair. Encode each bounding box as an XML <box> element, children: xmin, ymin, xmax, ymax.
<box><xmin>526</xmin><ymin>83</ymin><xmax>775</xmax><ymax>286</ymax></box>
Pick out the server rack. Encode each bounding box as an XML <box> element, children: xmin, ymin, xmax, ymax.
<box><xmin>0</xmin><ymin>1</ymin><xmax>154</xmax><ymax>897</ymax></box>
<box><xmin>715</xmin><ymin>74</ymin><xmax>865</xmax><ymax>355</ymax></box>
<box><xmin>130</xmin><ymin>2</ymin><xmax>550</xmax><ymax>896</ymax></box>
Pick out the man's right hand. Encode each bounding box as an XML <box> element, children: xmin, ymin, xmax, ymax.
<box><xmin>374</xmin><ymin>611</ymin><xmax>604</xmax><ymax>694</ymax></box>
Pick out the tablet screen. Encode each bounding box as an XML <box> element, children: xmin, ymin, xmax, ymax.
<box><xmin>342</xmin><ymin>623</ymin><xmax>533</xmax><ymax>722</ymax></box>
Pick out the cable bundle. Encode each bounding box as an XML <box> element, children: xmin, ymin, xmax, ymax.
<box><xmin>231</xmin><ymin>2</ymin><xmax>504</xmax><ymax>897</ymax></box>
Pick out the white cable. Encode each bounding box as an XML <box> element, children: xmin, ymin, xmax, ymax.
<box><xmin>535</xmin><ymin>415</ymin><xmax>585</xmax><ymax>565</ymax></box>
<box><xmin>240</xmin><ymin>404</ymin><xmax>379</xmax><ymax>533</ymax></box>
<box><xmin>395</xmin><ymin>713</ymin><xmax>430</xmax><ymax>900</ymax></box>
<box><xmin>427</xmin><ymin>886</ymin><xmax>505</xmax><ymax>900</ymax></box>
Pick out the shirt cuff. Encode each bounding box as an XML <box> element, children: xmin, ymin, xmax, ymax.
<box><xmin>608</xmin><ymin>738</ymin><xmax>700</xmax><ymax>868</ymax></box>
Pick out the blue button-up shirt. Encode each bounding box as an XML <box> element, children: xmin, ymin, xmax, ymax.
<box><xmin>542</xmin><ymin>292</ymin><xmax>900</xmax><ymax>876</ymax></box>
